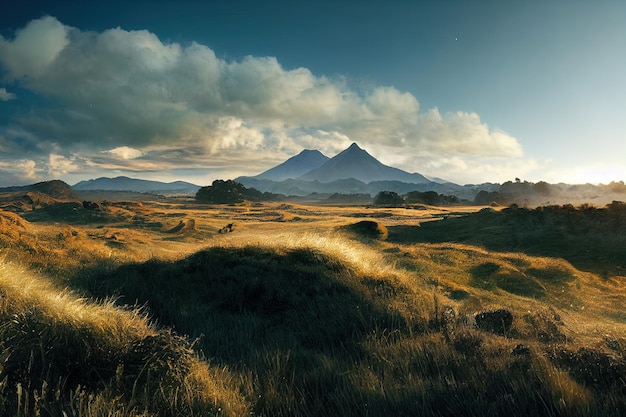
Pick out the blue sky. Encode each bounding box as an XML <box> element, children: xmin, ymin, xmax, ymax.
<box><xmin>0</xmin><ymin>0</ymin><xmax>624</xmax><ymax>186</ymax></box>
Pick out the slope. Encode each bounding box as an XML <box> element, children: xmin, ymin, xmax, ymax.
<box><xmin>0</xmin><ymin>179</ymin><xmax>77</xmax><ymax>200</ymax></box>
<box><xmin>298</xmin><ymin>143</ymin><xmax>431</xmax><ymax>184</ymax></box>
<box><xmin>73</xmin><ymin>176</ymin><xmax>200</xmax><ymax>193</ymax></box>
<box><xmin>70</xmin><ymin>232</ymin><xmax>626</xmax><ymax>417</ymax></box>
<box><xmin>0</xmin><ymin>260</ymin><xmax>248</xmax><ymax>416</ymax></box>
<box><xmin>255</xmin><ymin>149</ymin><xmax>330</xmax><ymax>181</ymax></box>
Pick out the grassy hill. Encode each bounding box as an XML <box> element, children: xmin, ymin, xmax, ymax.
<box><xmin>387</xmin><ymin>202</ymin><xmax>626</xmax><ymax>277</ymax></box>
<box><xmin>71</xmin><ymin>233</ymin><xmax>625</xmax><ymax>416</ymax></box>
<box><xmin>0</xmin><ymin>202</ymin><xmax>624</xmax><ymax>416</ymax></box>
<box><xmin>0</xmin><ymin>261</ymin><xmax>247</xmax><ymax>416</ymax></box>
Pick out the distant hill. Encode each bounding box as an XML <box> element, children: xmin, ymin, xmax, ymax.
<box><xmin>298</xmin><ymin>143</ymin><xmax>431</xmax><ymax>184</ymax></box>
<box><xmin>72</xmin><ymin>176</ymin><xmax>200</xmax><ymax>194</ymax></box>
<box><xmin>256</xmin><ymin>149</ymin><xmax>329</xmax><ymax>181</ymax></box>
<box><xmin>0</xmin><ymin>180</ymin><xmax>76</xmax><ymax>200</ymax></box>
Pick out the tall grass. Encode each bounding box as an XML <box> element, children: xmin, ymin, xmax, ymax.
<box><xmin>70</xmin><ymin>231</ymin><xmax>626</xmax><ymax>416</ymax></box>
<box><xmin>0</xmin><ymin>261</ymin><xmax>248</xmax><ymax>416</ymax></box>
<box><xmin>3</xmin><ymin>204</ymin><xmax>625</xmax><ymax>416</ymax></box>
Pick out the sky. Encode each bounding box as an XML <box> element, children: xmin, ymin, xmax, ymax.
<box><xmin>0</xmin><ymin>0</ymin><xmax>625</xmax><ymax>187</ymax></box>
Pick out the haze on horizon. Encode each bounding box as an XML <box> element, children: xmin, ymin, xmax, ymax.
<box><xmin>0</xmin><ymin>1</ymin><xmax>624</xmax><ymax>188</ymax></box>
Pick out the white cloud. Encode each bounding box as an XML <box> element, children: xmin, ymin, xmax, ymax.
<box><xmin>105</xmin><ymin>146</ymin><xmax>144</xmax><ymax>160</ymax></box>
<box><xmin>48</xmin><ymin>153</ymin><xmax>78</xmax><ymax>177</ymax></box>
<box><xmin>414</xmin><ymin>108</ymin><xmax>522</xmax><ymax>157</ymax></box>
<box><xmin>0</xmin><ymin>16</ymin><xmax>69</xmax><ymax>79</ymax></box>
<box><xmin>0</xmin><ymin>88</ymin><xmax>16</xmax><ymax>101</ymax></box>
<box><xmin>0</xmin><ymin>16</ymin><xmax>530</xmax><ymax>185</ymax></box>
<box><xmin>17</xmin><ymin>159</ymin><xmax>38</xmax><ymax>179</ymax></box>
<box><xmin>0</xmin><ymin>159</ymin><xmax>39</xmax><ymax>185</ymax></box>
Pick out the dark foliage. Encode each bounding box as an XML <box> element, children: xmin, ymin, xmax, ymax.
<box><xmin>373</xmin><ymin>191</ymin><xmax>405</xmax><ymax>206</ymax></box>
<box><xmin>550</xmin><ymin>347</ymin><xmax>626</xmax><ymax>390</ymax></box>
<box><xmin>475</xmin><ymin>309</ymin><xmax>514</xmax><ymax>335</ymax></box>
<box><xmin>404</xmin><ymin>190</ymin><xmax>460</xmax><ymax>206</ymax></box>
<box><xmin>195</xmin><ymin>179</ymin><xmax>282</xmax><ymax>203</ymax></box>
<box><xmin>474</xmin><ymin>190</ymin><xmax>500</xmax><ymax>205</ymax></box>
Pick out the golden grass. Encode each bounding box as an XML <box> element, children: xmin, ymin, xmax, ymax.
<box><xmin>1</xmin><ymin>199</ymin><xmax>625</xmax><ymax>415</ymax></box>
<box><xmin>0</xmin><ymin>260</ymin><xmax>250</xmax><ymax>416</ymax></box>
<box><xmin>0</xmin><ymin>261</ymin><xmax>153</xmax><ymax>342</ymax></box>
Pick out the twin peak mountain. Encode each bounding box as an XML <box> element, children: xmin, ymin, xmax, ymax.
<box><xmin>235</xmin><ymin>143</ymin><xmax>454</xmax><ymax>197</ymax></box>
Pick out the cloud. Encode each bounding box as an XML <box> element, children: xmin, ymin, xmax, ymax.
<box><xmin>104</xmin><ymin>146</ymin><xmax>144</xmax><ymax>160</ymax></box>
<box><xmin>0</xmin><ymin>88</ymin><xmax>15</xmax><ymax>101</ymax></box>
<box><xmin>0</xmin><ymin>16</ymin><xmax>69</xmax><ymax>79</ymax></box>
<box><xmin>417</xmin><ymin>109</ymin><xmax>523</xmax><ymax>156</ymax></box>
<box><xmin>48</xmin><ymin>153</ymin><xmax>78</xmax><ymax>177</ymax></box>
<box><xmin>0</xmin><ymin>16</ymin><xmax>528</xmax><ymax>185</ymax></box>
<box><xmin>0</xmin><ymin>159</ymin><xmax>39</xmax><ymax>186</ymax></box>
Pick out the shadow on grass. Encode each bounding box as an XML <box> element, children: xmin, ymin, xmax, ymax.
<box><xmin>74</xmin><ymin>247</ymin><xmax>415</xmax><ymax>359</ymax></box>
<box><xmin>70</xmin><ymin>246</ymin><xmax>429</xmax><ymax>415</ymax></box>
<box><xmin>66</xmin><ymin>243</ymin><xmax>626</xmax><ymax>417</ymax></box>
<box><xmin>470</xmin><ymin>262</ymin><xmax>547</xmax><ymax>299</ymax></box>
<box><xmin>387</xmin><ymin>204</ymin><xmax>626</xmax><ymax>277</ymax></box>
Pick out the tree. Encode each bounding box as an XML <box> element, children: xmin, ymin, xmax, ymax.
<box><xmin>373</xmin><ymin>191</ymin><xmax>404</xmax><ymax>206</ymax></box>
<box><xmin>196</xmin><ymin>180</ymin><xmax>264</xmax><ymax>203</ymax></box>
<box><xmin>474</xmin><ymin>190</ymin><xmax>500</xmax><ymax>206</ymax></box>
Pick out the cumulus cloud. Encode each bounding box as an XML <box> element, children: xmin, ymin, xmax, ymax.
<box><xmin>0</xmin><ymin>159</ymin><xmax>39</xmax><ymax>186</ymax></box>
<box><xmin>0</xmin><ymin>16</ymin><xmax>69</xmax><ymax>79</ymax></box>
<box><xmin>0</xmin><ymin>16</ymin><xmax>528</xmax><ymax>185</ymax></box>
<box><xmin>48</xmin><ymin>153</ymin><xmax>78</xmax><ymax>177</ymax></box>
<box><xmin>0</xmin><ymin>88</ymin><xmax>16</xmax><ymax>101</ymax></box>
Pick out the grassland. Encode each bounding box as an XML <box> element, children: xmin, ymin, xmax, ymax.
<box><xmin>0</xmin><ymin>196</ymin><xmax>625</xmax><ymax>416</ymax></box>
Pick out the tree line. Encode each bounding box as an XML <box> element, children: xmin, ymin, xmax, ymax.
<box><xmin>196</xmin><ymin>180</ymin><xmax>463</xmax><ymax>206</ymax></box>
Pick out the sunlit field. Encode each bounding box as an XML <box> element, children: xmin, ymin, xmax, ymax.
<box><xmin>0</xmin><ymin>196</ymin><xmax>625</xmax><ymax>416</ymax></box>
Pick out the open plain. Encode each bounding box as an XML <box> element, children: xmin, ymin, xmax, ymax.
<box><xmin>0</xmin><ymin>192</ymin><xmax>625</xmax><ymax>416</ymax></box>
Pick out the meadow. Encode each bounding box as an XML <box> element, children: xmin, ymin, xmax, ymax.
<box><xmin>0</xmin><ymin>195</ymin><xmax>624</xmax><ymax>416</ymax></box>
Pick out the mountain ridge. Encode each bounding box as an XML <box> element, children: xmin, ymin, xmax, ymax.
<box><xmin>0</xmin><ymin>180</ymin><xmax>77</xmax><ymax>200</ymax></box>
<box><xmin>72</xmin><ymin>176</ymin><xmax>200</xmax><ymax>193</ymax></box>
<box><xmin>237</xmin><ymin>142</ymin><xmax>443</xmax><ymax>196</ymax></box>
<box><xmin>297</xmin><ymin>143</ymin><xmax>431</xmax><ymax>184</ymax></box>
<box><xmin>255</xmin><ymin>149</ymin><xmax>329</xmax><ymax>181</ymax></box>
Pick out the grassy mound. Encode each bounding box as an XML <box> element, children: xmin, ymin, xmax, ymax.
<box><xmin>0</xmin><ymin>261</ymin><xmax>248</xmax><ymax>416</ymax></box>
<box><xmin>0</xmin><ymin>210</ymin><xmax>28</xmax><ymax>240</ymax></box>
<box><xmin>341</xmin><ymin>220</ymin><xmax>389</xmax><ymax>240</ymax></box>
<box><xmin>69</xmin><ymin>235</ymin><xmax>626</xmax><ymax>417</ymax></box>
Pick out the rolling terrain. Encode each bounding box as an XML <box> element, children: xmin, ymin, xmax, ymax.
<box><xmin>0</xmin><ymin>189</ymin><xmax>624</xmax><ymax>416</ymax></box>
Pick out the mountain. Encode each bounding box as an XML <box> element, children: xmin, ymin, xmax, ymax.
<box><xmin>235</xmin><ymin>143</ymin><xmax>503</xmax><ymax>199</ymax></box>
<box><xmin>298</xmin><ymin>143</ymin><xmax>431</xmax><ymax>184</ymax></box>
<box><xmin>72</xmin><ymin>176</ymin><xmax>200</xmax><ymax>194</ymax></box>
<box><xmin>0</xmin><ymin>180</ymin><xmax>76</xmax><ymax>200</ymax></box>
<box><xmin>255</xmin><ymin>149</ymin><xmax>329</xmax><ymax>181</ymax></box>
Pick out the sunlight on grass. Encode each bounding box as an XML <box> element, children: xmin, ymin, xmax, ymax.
<box><xmin>1</xmin><ymin>201</ymin><xmax>625</xmax><ymax>416</ymax></box>
<box><xmin>0</xmin><ymin>260</ymin><xmax>250</xmax><ymax>416</ymax></box>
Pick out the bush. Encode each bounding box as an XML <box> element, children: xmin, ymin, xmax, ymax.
<box><xmin>475</xmin><ymin>309</ymin><xmax>513</xmax><ymax>335</ymax></box>
<box><xmin>373</xmin><ymin>191</ymin><xmax>404</xmax><ymax>206</ymax></box>
<box><xmin>343</xmin><ymin>220</ymin><xmax>389</xmax><ymax>240</ymax></box>
<box><xmin>405</xmin><ymin>190</ymin><xmax>459</xmax><ymax>206</ymax></box>
<box><xmin>196</xmin><ymin>179</ymin><xmax>280</xmax><ymax>203</ymax></box>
